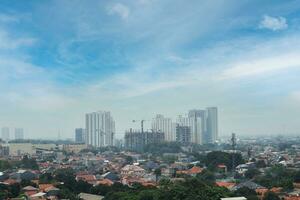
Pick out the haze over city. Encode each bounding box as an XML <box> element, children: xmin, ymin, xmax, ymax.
<box><xmin>1</xmin><ymin>0</ymin><xmax>300</xmax><ymax>139</ymax></box>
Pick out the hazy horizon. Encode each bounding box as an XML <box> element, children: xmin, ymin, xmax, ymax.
<box><xmin>1</xmin><ymin>0</ymin><xmax>300</xmax><ymax>139</ymax></box>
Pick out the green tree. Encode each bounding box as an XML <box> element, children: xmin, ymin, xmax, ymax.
<box><xmin>196</xmin><ymin>169</ymin><xmax>216</xmax><ymax>183</ymax></box>
<box><xmin>234</xmin><ymin>187</ymin><xmax>258</xmax><ymax>200</ymax></box>
<box><xmin>0</xmin><ymin>160</ymin><xmax>11</xmax><ymax>171</ymax></box>
<box><xmin>154</xmin><ymin>168</ymin><xmax>161</xmax><ymax>183</ymax></box>
<box><xmin>20</xmin><ymin>155</ymin><xmax>39</xmax><ymax>170</ymax></box>
<box><xmin>245</xmin><ymin>168</ymin><xmax>260</xmax><ymax>179</ymax></box>
<box><xmin>39</xmin><ymin>173</ymin><xmax>54</xmax><ymax>184</ymax></box>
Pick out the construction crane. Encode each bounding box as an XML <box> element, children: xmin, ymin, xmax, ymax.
<box><xmin>132</xmin><ymin>119</ymin><xmax>150</xmax><ymax>133</ymax></box>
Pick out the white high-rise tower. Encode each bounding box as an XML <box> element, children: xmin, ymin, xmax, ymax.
<box><xmin>152</xmin><ymin>114</ymin><xmax>175</xmax><ymax>141</ymax></box>
<box><xmin>85</xmin><ymin>111</ymin><xmax>115</xmax><ymax>147</ymax></box>
<box><xmin>206</xmin><ymin>107</ymin><xmax>218</xmax><ymax>143</ymax></box>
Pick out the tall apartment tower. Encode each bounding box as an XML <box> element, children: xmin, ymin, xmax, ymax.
<box><xmin>206</xmin><ymin>107</ymin><xmax>218</xmax><ymax>143</ymax></box>
<box><xmin>188</xmin><ymin>110</ymin><xmax>206</xmax><ymax>144</ymax></box>
<box><xmin>1</xmin><ymin>127</ymin><xmax>10</xmax><ymax>142</ymax></box>
<box><xmin>152</xmin><ymin>114</ymin><xmax>175</xmax><ymax>141</ymax></box>
<box><xmin>176</xmin><ymin>125</ymin><xmax>191</xmax><ymax>144</ymax></box>
<box><xmin>15</xmin><ymin>128</ymin><xmax>24</xmax><ymax>140</ymax></box>
<box><xmin>176</xmin><ymin>115</ymin><xmax>203</xmax><ymax>145</ymax></box>
<box><xmin>85</xmin><ymin>111</ymin><xmax>115</xmax><ymax>147</ymax></box>
<box><xmin>75</xmin><ymin>128</ymin><xmax>85</xmax><ymax>143</ymax></box>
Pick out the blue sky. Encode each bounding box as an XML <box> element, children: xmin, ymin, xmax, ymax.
<box><xmin>1</xmin><ymin>0</ymin><xmax>300</xmax><ymax>139</ymax></box>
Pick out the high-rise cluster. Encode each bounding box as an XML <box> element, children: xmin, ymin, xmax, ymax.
<box><xmin>85</xmin><ymin>111</ymin><xmax>115</xmax><ymax>147</ymax></box>
<box><xmin>151</xmin><ymin>107</ymin><xmax>218</xmax><ymax>145</ymax></box>
<box><xmin>1</xmin><ymin>127</ymin><xmax>24</xmax><ymax>142</ymax></box>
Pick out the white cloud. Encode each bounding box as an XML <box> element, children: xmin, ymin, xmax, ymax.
<box><xmin>0</xmin><ymin>30</ymin><xmax>36</xmax><ymax>49</ymax></box>
<box><xmin>219</xmin><ymin>53</ymin><xmax>300</xmax><ymax>79</ymax></box>
<box><xmin>107</xmin><ymin>3</ymin><xmax>130</xmax><ymax>21</ymax></box>
<box><xmin>259</xmin><ymin>15</ymin><xmax>288</xmax><ymax>31</ymax></box>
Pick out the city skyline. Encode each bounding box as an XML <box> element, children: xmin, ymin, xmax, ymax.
<box><xmin>1</xmin><ymin>1</ymin><xmax>300</xmax><ymax>139</ymax></box>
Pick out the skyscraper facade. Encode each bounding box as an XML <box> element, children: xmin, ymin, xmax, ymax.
<box><xmin>1</xmin><ymin>127</ymin><xmax>10</xmax><ymax>142</ymax></box>
<box><xmin>206</xmin><ymin>107</ymin><xmax>218</xmax><ymax>143</ymax></box>
<box><xmin>176</xmin><ymin>125</ymin><xmax>191</xmax><ymax>144</ymax></box>
<box><xmin>125</xmin><ymin>129</ymin><xmax>164</xmax><ymax>151</ymax></box>
<box><xmin>151</xmin><ymin>114</ymin><xmax>175</xmax><ymax>141</ymax></box>
<box><xmin>188</xmin><ymin>109</ymin><xmax>206</xmax><ymax>144</ymax></box>
<box><xmin>176</xmin><ymin>115</ymin><xmax>203</xmax><ymax>144</ymax></box>
<box><xmin>15</xmin><ymin>128</ymin><xmax>24</xmax><ymax>140</ymax></box>
<box><xmin>75</xmin><ymin>128</ymin><xmax>85</xmax><ymax>143</ymax></box>
<box><xmin>85</xmin><ymin>111</ymin><xmax>115</xmax><ymax>147</ymax></box>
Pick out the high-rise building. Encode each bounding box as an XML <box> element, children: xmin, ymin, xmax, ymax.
<box><xmin>152</xmin><ymin>114</ymin><xmax>175</xmax><ymax>141</ymax></box>
<box><xmin>15</xmin><ymin>128</ymin><xmax>24</xmax><ymax>140</ymax></box>
<box><xmin>125</xmin><ymin>129</ymin><xmax>164</xmax><ymax>151</ymax></box>
<box><xmin>85</xmin><ymin>111</ymin><xmax>115</xmax><ymax>147</ymax></box>
<box><xmin>1</xmin><ymin>127</ymin><xmax>10</xmax><ymax>142</ymax></box>
<box><xmin>176</xmin><ymin>125</ymin><xmax>191</xmax><ymax>144</ymax></box>
<box><xmin>75</xmin><ymin>128</ymin><xmax>85</xmax><ymax>143</ymax></box>
<box><xmin>176</xmin><ymin>115</ymin><xmax>203</xmax><ymax>144</ymax></box>
<box><xmin>188</xmin><ymin>109</ymin><xmax>206</xmax><ymax>144</ymax></box>
<box><xmin>206</xmin><ymin>107</ymin><xmax>218</xmax><ymax>143</ymax></box>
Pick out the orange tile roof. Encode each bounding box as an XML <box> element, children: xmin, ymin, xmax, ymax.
<box><xmin>39</xmin><ymin>184</ymin><xmax>54</xmax><ymax>192</ymax></box>
<box><xmin>285</xmin><ymin>197</ymin><xmax>300</xmax><ymax>200</ymax></box>
<box><xmin>76</xmin><ymin>175</ymin><xmax>96</xmax><ymax>182</ymax></box>
<box><xmin>3</xmin><ymin>179</ymin><xmax>17</xmax><ymax>185</ymax></box>
<box><xmin>270</xmin><ymin>187</ymin><xmax>282</xmax><ymax>193</ymax></box>
<box><xmin>216</xmin><ymin>182</ymin><xmax>236</xmax><ymax>188</ymax></box>
<box><xmin>255</xmin><ymin>188</ymin><xmax>268</xmax><ymax>195</ymax></box>
<box><xmin>177</xmin><ymin>166</ymin><xmax>203</xmax><ymax>175</ymax></box>
<box><xmin>96</xmin><ymin>179</ymin><xmax>113</xmax><ymax>186</ymax></box>
<box><xmin>189</xmin><ymin>166</ymin><xmax>203</xmax><ymax>174</ymax></box>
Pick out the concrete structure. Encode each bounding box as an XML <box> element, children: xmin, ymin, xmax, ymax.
<box><xmin>63</xmin><ymin>144</ymin><xmax>87</xmax><ymax>154</ymax></box>
<box><xmin>75</xmin><ymin>128</ymin><xmax>85</xmax><ymax>143</ymax></box>
<box><xmin>176</xmin><ymin>125</ymin><xmax>191</xmax><ymax>144</ymax></box>
<box><xmin>9</xmin><ymin>143</ymin><xmax>34</xmax><ymax>156</ymax></box>
<box><xmin>206</xmin><ymin>107</ymin><xmax>218</xmax><ymax>143</ymax></box>
<box><xmin>125</xmin><ymin>129</ymin><xmax>164</xmax><ymax>151</ymax></box>
<box><xmin>176</xmin><ymin>115</ymin><xmax>202</xmax><ymax>144</ymax></box>
<box><xmin>1</xmin><ymin>127</ymin><xmax>10</xmax><ymax>141</ymax></box>
<box><xmin>188</xmin><ymin>109</ymin><xmax>206</xmax><ymax>144</ymax></box>
<box><xmin>15</xmin><ymin>128</ymin><xmax>24</xmax><ymax>140</ymax></box>
<box><xmin>152</xmin><ymin>114</ymin><xmax>175</xmax><ymax>141</ymax></box>
<box><xmin>85</xmin><ymin>111</ymin><xmax>115</xmax><ymax>147</ymax></box>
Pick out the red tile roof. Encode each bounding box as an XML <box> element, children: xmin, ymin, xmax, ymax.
<box><xmin>216</xmin><ymin>182</ymin><xmax>236</xmax><ymax>188</ymax></box>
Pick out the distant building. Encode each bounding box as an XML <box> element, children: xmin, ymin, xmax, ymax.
<box><xmin>176</xmin><ymin>115</ymin><xmax>202</xmax><ymax>144</ymax></box>
<box><xmin>63</xmin><ymin>144</ymin><xmax>87</xmax><ymax>154</ymax></box>
<box><xmin>125</xmin><ymin>129</ymin><xmax>164</xmax><ymax>151</ymax></box>
<box><xmin>75</xmin><ymin>128</ymin><xmax>85</xmax><ymax>143</ymax></box>
<box><xmin>176</xmin><ymin>125</ymin><xmax>191</xmax><ymax>144</ymax></box>
<box><xmin>188</xmin><ymin>109</ymin><xmax>206</xmax><ymax>144</ymax></box>
<box><xmin>206</xmin><ymin>107</ymin><xmax>218</xmax><ymax>143</ymax></box>
<box><xmin>15</xmin><ymin>128</ymin><xmax>24</xmax><ymax>140</ymax></box>
<box><xmin>1</xmin><ymin>127</ymin><xmax>10</xmax><ymax>142</ymax></box>
<box><xmin>85</xmin><ymin>111</ymin><xmax>115</xmax><ymax>147</ymax></box>
<box><xmin>9</xmin><ymin>143</ymin><xmax>34</xmax><ymax>156</ymax></box>
<box><xmin>152</xmin><ymin>114</ymin><xmax>175</xmax><ymax>141</ymax></box>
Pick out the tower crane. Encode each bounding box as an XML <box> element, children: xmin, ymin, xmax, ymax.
<box><xmin>132</xmin><ymin>119</ymin><xmax>150</xmax><ymax>133</ymax></box>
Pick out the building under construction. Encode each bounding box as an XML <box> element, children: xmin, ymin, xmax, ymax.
<box><xmin>124</xmin><ymin>129</ymin><xmax>165</xmax><ymax>152</ymax></box>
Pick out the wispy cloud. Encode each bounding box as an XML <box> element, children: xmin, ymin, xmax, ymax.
<box><xmin>0</xmin><ymin>30</ymin><xmax>36</xmax><ymax>49</ymax></box>
<box><xmin>219</xmin><ymin>53</ymin><xmax>300</xmax><ymax>79</ymax></box>
<box><xmin>0</xmin><ymin>14</ymin><xmax>19</xmax><ymax>23</ymax></box>
<box><xmin>107</xmin><ymin>3</ymin><xmax>130</xmax><ymax>21</ymax></box>
<box><xmin>259</xmin><ymin>15</ymin><xmax>288</xmax><ymax>31</ymax></box>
